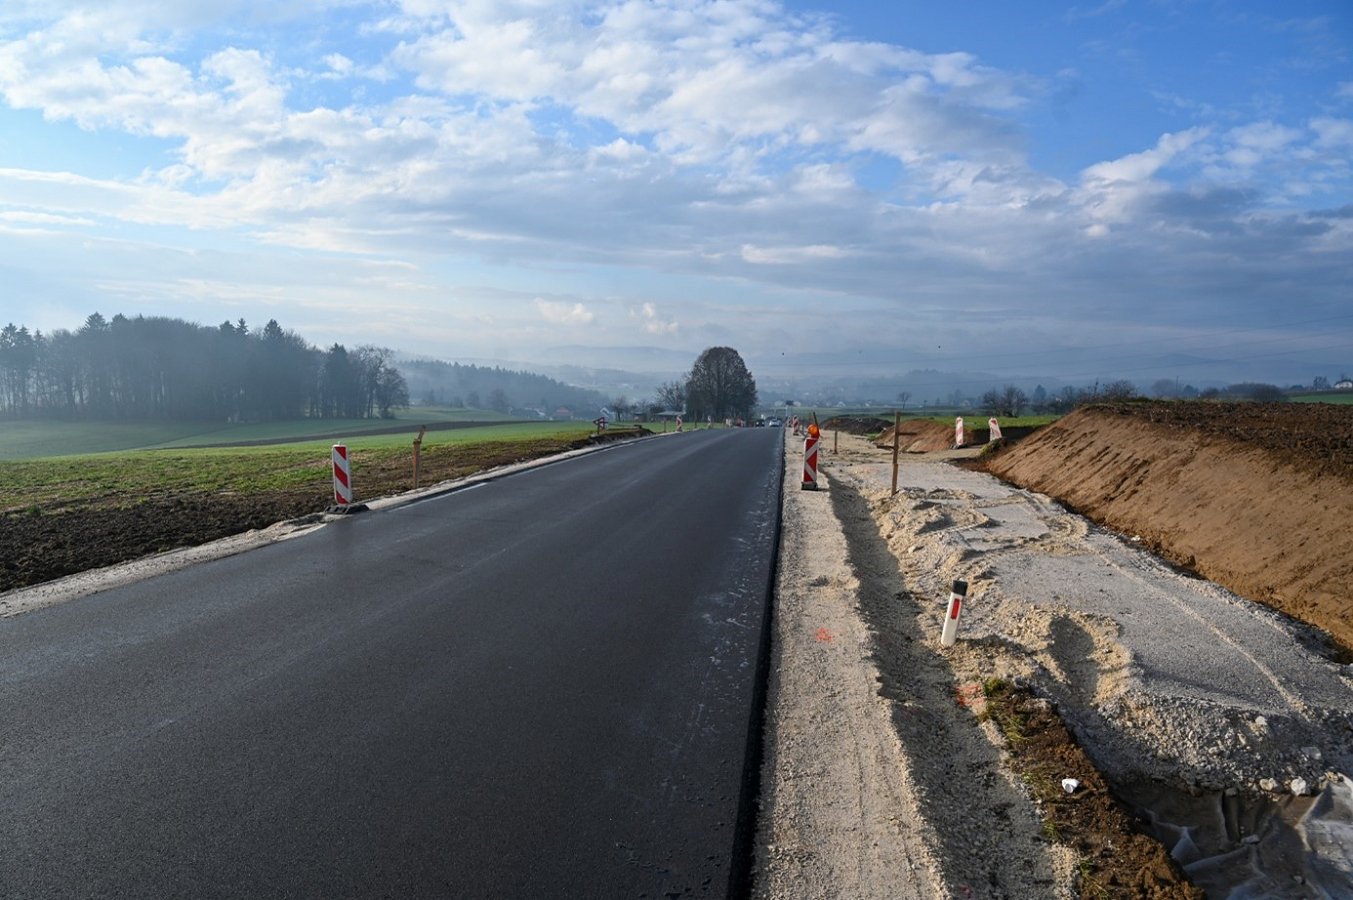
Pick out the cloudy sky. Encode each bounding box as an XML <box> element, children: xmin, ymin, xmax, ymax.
<box><xmin>1</xmin><ymin>0</ymin><xmax>1350</xmax><ymax>387</ymax></box>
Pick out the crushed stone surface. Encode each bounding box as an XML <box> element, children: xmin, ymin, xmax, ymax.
<box><xmin>754</xmin><ymin>432</ymin><xmax>1353</xmax><ymax>898</ymax></box>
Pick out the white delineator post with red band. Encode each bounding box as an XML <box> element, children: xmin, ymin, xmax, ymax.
<box><xmin>940</xmin><ymin>579</ymin><xmax>968</xmax><ymax>647</ymax></box>
<box><xmin>954</xmin><ymin>416</ymin><xmax>965</xmax><ymax>448</ymax></box>
<box><xmin>988</xmin><ymin>417</ymin><xmax>1002</xmax><ymax>442</ymax></box>
<box><xmin>332</xmin><ymin>443</ymin><xmax>353</xmax><ymax>506</ymax></box>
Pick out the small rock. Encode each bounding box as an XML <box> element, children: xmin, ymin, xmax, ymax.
<box><xmin>1254</xmin><ymin>716</ymin><xmax>1268</xmax><ymax>730</ymax></box>
<box><xmin>1061</xmin><ymin>778</ymin><xmax>1080</xmax><ymax>794</ymax></box>
<box><xmin>1259</xmin><ymin>778</ymin><xmax>1279</xmax><ymax>792</ymax></box>
<box><xmin>1291</xmin><ymin>777</ymin><xmax>1309</xmax><ymax>796</ymax></box>
<box><xmin>1242</xmin><ymin>835</ymin><xmax>1261</xmax><ymax>845</ymax></box>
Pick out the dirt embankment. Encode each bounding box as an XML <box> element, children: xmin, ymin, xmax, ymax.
<box><xmin>873</xmin><ymin>418</ymin><xmax>956</xmax><ymax>452</ymax></box>
<box><xmin>978</xmin><ymin>402</ymin><xmax>1353</xmax><ymax>652</ymax></box>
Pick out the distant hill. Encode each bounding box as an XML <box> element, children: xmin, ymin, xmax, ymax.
<box><xmin>400</xmin><ymin>359</ymin><xmax>610</xmax><ymax>418</ymax></box>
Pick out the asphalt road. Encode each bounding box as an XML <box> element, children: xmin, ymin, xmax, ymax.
<box><xmin>0</xmin><ymin>428</ymin><xmax>783</xmax><ymax>898</ymax></box>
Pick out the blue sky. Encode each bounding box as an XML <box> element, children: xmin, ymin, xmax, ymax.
<box><xmin>1</xmin><ymin>0</ymin><xmax>1350</xmax><ymax>388</ymax></box>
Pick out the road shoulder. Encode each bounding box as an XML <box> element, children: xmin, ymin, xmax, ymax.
<box><xmin>752</xmin><ymin>437</ymin><xmax>949</xmax><ymax>899</ymax></box>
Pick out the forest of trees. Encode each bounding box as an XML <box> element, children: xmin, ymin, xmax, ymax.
<box><xmin>0</xmin><ymin>313</ymin><xmax>408</xmax><ymax>422</ymax></box>
<box><xmin>399</xmin><ymin>359</ymin><xmax>608</xmax><ymax>416</ymax></box>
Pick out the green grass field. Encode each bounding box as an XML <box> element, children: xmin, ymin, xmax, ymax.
<box><xmin>1289</xmin><ymin>392</ymin><xmax>1353</xmax><ymax>405</ymax></box>
<box><xmin>0</xmin><ymin>420</ymin><xmax>606</xmax><ymax>511</ymax></box>
<box><xmin>0</xmin><ymin>408</ymin><xmax>524</xmax><ymax>460</ymax></box>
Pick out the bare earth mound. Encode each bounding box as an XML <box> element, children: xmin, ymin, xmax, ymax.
<box><xmin>873</xmin><ymin>419</ymin><xmax>956</xmax><ymax>453</ymax></box>
<box><xmin>979</xmin><ymin>402</ymin><xmax>1353</xmax><ymax>652</ymax></box>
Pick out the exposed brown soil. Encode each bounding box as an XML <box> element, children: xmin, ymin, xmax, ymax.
<box><xmin>977</xmin><ymin>401</ymin><xmax>1353</xmax><ymax>652</ymax></box>
<box><xmin>977</xmin><ymin>681</ymin><xmax>1203</xmax><ymax>899</ymax></box>
<box><xmin>820</xmin><ymin>415</ymin><xmax>892</xmax><ymax>435</ymax></box>
<box><xmin>0</xmin><ymin>428</ymin><xmax>646</xmax><ymax>595</ymax></box>
<box><xmin>873</xmin><ymin>418</ymin><xmax>957</xmax><ymax>452</ymax></box>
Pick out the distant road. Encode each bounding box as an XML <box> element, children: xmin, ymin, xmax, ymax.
<box><xmin>0</xmin><ymin>428</ymin><xmax>782</xmax><ymax>898</ymax></box>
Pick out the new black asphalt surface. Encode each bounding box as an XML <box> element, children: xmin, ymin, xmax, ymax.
<box><xmin>0</xmin><ymin>428</ymin><xmax>783</xmax><ymax>898</ymax></box>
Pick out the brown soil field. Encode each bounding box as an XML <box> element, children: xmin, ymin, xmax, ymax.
<box><xmin>0</xmin><ymin>428</ymin><xmax>645</xmax><ymax>595</ymax></box>
<box><xmin>820</xmin><ymin>415</ymin><xmax>892</xmax><ymax>435</ymax></box>
<box><xmin>978</xmin><ymin>401</ymin><xmax>1353</xmax><ymax>653</ymax></box>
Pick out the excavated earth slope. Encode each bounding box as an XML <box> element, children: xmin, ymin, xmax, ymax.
<box><xmin>980</xmin><ymin>402</ymin><xmax>1353</xmax><ymax>652</ymax></box>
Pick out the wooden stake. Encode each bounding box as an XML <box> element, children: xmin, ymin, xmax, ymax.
<box><xmin>412</xmin><ymin>425</ymin><xmax>427</xmax><ymax>488</ymax></box>
<box><xmin>891</xmin><ymin>411</ymin><xmax>900</xmax><ymax>495</ymax></box>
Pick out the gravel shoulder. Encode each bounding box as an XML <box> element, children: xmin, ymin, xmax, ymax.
<box><xmin>752</xmin><ymin>440</ymin><xmax>951</xmax><ymax>899</ymax></box>
<box><xmin>754</xmin><ymin>436</ymin><xmax>1077</xmax><ymax>899</ymax></box>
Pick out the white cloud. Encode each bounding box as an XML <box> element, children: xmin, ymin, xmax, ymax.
<box><xmin>1227</xmin><ymin>121</ymin><xmax>1302</xmax><ymax>155</ymax></box>
<box><xmin>1077</xmin><ymin>128</ymin><xmax>1209</xmax><ymax>223</ymax></box>
<box><xmin>1082</xmin><ymin>128</ymin><xmax>1208</xmax><ymax>185</ymax></box>
<box><xmin>390</xmin><ymin>0</ymin><xmax>1029</xmax><ymax>169</ymax></box>
<box><xmin>535</xmin><ymin>298</ymin><xmax>594</xmax><ymax>325</ymax></box>
<box><xmin>0</xmin><ymin>210</ymin><xmax>95</xmax><ymax>226</ymax></box>
<box><xmin>741</xmin><ymin>243</ymin><xmax>850</xmax><ymax>264</ymax></box>
<box><xmin>1311</xmin><ymin>117</ymin><xmax>1353</xmax><ymax>148</ymax></box>
<box><xmin>0</xmin><ymin>0</ymin><xmax>1348</xmax><ymax>383</ymax></box>
<box><xmin>633</xmin><ymin>302</ymin><xmax>678</xmax><ymax>335</ymax></box>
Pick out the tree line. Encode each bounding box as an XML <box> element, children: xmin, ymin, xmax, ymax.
<box><xmin>0</xmin><ymin>313</ymin><xmax>408</xmax><ymax>422</ymax></box>
<box><xmin>975</xmin><ymin>378</ymin><xmax>1295</xmax><ymax>417</ymax></box>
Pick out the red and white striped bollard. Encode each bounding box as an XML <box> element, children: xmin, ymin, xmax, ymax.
<box><xmin>802</xmin><ymin>431</ymin><xmax>819</xmax><ymax>490</ymax></box>
<box><xmin>332</xmin><ymin>443</ymin><xmax>353</xmax><ymax>506</ymax></box>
